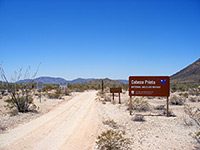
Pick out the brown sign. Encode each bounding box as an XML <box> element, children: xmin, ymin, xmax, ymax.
<box><xmin>110</xmin><ymin>88</ymin><xmax>122</xmax><ymax>93</ymax></box>
<box><xmin>129</xmin><ymin>76</ymin><xmax>170</xmax><ymax>97</ymax></box>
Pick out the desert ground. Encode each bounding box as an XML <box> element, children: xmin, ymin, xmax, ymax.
<box><xmin>0</xmin><ymin>89</ymin><xmax>200</xmax><ymax>150</ymax></box>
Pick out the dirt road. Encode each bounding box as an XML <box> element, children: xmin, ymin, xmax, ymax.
<box><xmin>0</xmin><ymin>91</ymin><xmax>99</xmax><ymax>150</ymax></box>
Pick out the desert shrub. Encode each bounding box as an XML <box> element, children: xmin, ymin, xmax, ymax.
<box><xmin>188</xmin><ymin>96</ymin><xmax>199</xmax><ymax>102</ymax></box>
<box><xmin>133</xmin><ymin>114</ymin><xmax>145</xmax><ymax>122</ymax></box>
<box><xmin>171</xmin><ymin>83</ymin><xmax>188</xmax><ymax>92</ymax></box>
<box><xmin>154</xmin><ymin>105</ymin><xmax>165</xmax><ymax>110</ymax></box>
<box><xmin>97</xmin><ymin>91</ymin><xmax>105</xmax><ymax>98</ymax></box>
<box><xmin>189</xmin><ymin>89</ymin><xmax>200</xmax><ymax>96</ymax></box>
<box><xmin>42</xmin><ymin>84</ymin><xmax>58</xmax><ymax>92</ymax></box>
<box><xmin>179</xmin><ymin>92</ymin><xmax>189</xmax><ymax>98</ymax></box>
<box><xmin>184</xmin><ymin>105</ymin><xmax>200</xmax><ymax>143</ymax></box>
<box><xmin>195</xmin><ymin>131</ymin><xmax>200</xmax><ymax>143</ymax></box>
<box><xmin>0</xmin><ymin>64</ymin><xmax>41</xmax><ymax>113</ymax></box>
<box><xmin>169</xmin><ymin>95</ymin><xmax>185</xmax><ymax>105</ymax></box>
<box><xmin>184</xmin><ymin>105</ymin><xmax>200</xmax><ymax>127</ymax></box>
<box><xmin>103</xmin><ymin>120</ymin><xmax>118</xmax><ymax>129</ymax></box>
<box><xmin>96</xmin><ymin>129</ymin><xmax>130</xmax><ymax>150</ymax></box>
<box><xmin>48</xmin><ymin>89</ymin><xmax>62</xmax><ymax>99</ymax></box>
<box><xmin>104</xmin><ymin>96</ymin><xmax>111</xmax><ymax>102</ymax></box>
<box><xmin>131</xmin><ymin>97</ymin><xmax>150</xmax><ymax>112</ymax></box>
<box><xmin>5</xmin><ymin>95</ymin><xmax>36</xmax><ymax>112</ymax></box>
<box><xmin>162</xmin><ymin>109</ymin><xmax>176</xmax><ymax>117</ymax></box>
<box><xmin>62</xmin><ymin>89</ymin><xmax>71</xmax><ymax>96</ymax></box>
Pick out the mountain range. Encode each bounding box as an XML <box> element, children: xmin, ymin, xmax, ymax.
<box><xmin>170</xmin><ymin>58</ymin><xmax>200</xmax><ymax>86</ymax></box>
<box><xmin>15</xmin><ymin>58</ymin><xmax>200</xmax><ymax>86</ymax></box>
<box><xmin>18</xmin><ymin>77</ymin><xmax>95</xmax><ymax>84</ymax></box>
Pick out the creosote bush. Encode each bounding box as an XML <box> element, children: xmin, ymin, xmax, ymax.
<box><xmin>96</xmin><ymin>129</ymin><xmax>130</xmax><ymax>150</ymax></box>
<box><xmin>184</xmin><ymin>105</ymin><xmax>200</xmax><ymax>127</ymax></box>
<box><xmin>154</xmin><ymin>105</ymin><xmax>165</xmax><ymax>110</ymax></box>
<box><xmin>133</xmin><ymin>114</ymin><xmax>145</xmax><ymax>122</ymax></box>
<box><xmin>189</xmin><ymin>96</ymin><xmax>200</xmax><ymax>102</ymax></box>
<box><xmin>47</xmin><ymin>89</ymin><xmax>62</xmax><ymax>99</ymax></box>
<box><xmin>184</xmin><ymin>105</ymin><xmax>200</xmax><ymax>143</ymax></box>
<box><xmin>103</xmin><ymin>119</ymin><xmax>118</xmax><ymax>129</ymax></box>
<box><xmin>169</xmin><ymin>95</ymin><xmax>185</xmax><ymax>105</ymax></box>
<box><xmin>131</xmin><ymin>97</ymin><xmax>150</xmax><ymax>112</ymax></box>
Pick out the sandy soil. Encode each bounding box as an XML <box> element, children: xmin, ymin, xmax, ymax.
<box><xmin>96</xmin><ymin>91</ymin><xmax>200</xmax><ymax>150</ymax></box>
<box><xmin>0</xmin><ymin>90</ymin><xmax>200</xmax><ymax>150</ymax></box>
<box><xmin>0</xmin><ymin>91</ymin><xmax>99</xmax><ymax>150</ymax></box>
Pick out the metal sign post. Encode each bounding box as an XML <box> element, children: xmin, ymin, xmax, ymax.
<box><xmin>129</xmin><ymin>76</ymin><xmax>170</xmax><ymax>117</ymax></box>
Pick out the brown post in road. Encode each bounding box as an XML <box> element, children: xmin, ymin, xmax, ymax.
<box><xmin>112</xmin><ymin>93</ymin><xmax>114</xmax><ymax>101</ymax></box>
<box><xmin>119</xmin><ymin>93</ymin><xmax>121</xmax><ymax>104</ymax></box>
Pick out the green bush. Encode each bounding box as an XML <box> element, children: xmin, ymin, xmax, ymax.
<box><xmin>96</xmin><ymin>129</ymin><xmax>130</xmax><ymax>150</ymax></box>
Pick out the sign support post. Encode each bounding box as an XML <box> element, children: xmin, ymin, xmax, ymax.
<box><xmin>119</xmin><ymin>93</ymin><xmax>121</xmax><ymax>104</ymax></box>
<box><xmin>112</xmin><ymin>93</ymin><xmax>114</xmax><ymax>101</ymax></box>
<box><xmin>167</xmin><ymin>97</ymin><xmax>169</xmax><ymax>117</ymax></box>
<box><xmin>130</xmin><ymin>96</ymin><xmax>132</xmax><ymax>115</ymax></box>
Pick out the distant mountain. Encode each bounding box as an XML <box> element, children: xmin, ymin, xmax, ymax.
<box><xmin>69</xmin><ymin>78</ymin><xmax>94</xmax><ymax>84</ymax></box>
<box><xmin>117</xmin><ymin>79</ymin><xmax>129</xmax><ymax>84</ymax></box>
<box><xmin>171</xmin><ymin>58</ymin><xmax>200</xmax><ymax>86</ymax></box>
<box><xmin>18</xmin><ymin>77</ymin><xmax>94</xmax><ymax>84</ymax></box>
<box><xmin>85</xmin><ymin>78</ymin><xmax>125</xmax><ymax>86</ymax></box>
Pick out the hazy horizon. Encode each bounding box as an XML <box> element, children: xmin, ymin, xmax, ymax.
<box><xmin>1</xmin><ymin>0</ymin><xmax>200</xmax><ymax>80</ymax></box>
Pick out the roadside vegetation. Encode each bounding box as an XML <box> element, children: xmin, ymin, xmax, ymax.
<box><xmin>184</xmin><ymin>105</ymin><xmax>200</xmax><ymax>144</ymax></box>
<box><xmin>0</xmin><ymin>65</ymin><xmax>40</xmax><ymax>113</ymax></box>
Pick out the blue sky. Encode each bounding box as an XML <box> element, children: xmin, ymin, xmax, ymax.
<box><xmin>0</xmin><ymin>0</ymin><xmax>200</xmax><ymax>80</ymax></box>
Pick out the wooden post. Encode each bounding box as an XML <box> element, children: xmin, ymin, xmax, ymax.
<box><xmin>119</xmin><ymin>93</ymin><xmax>121</xmax><ymax>104</ymax></box>
<box><xmin>40</xmin><ymin>89</ymin><xmax>41</xmax><ymax>103</ymax></box>
<box><xmin>112</xmin><ymin>93</ymin><xmax>114</xmax><ymax>101</ymax></box>
<box><xmin>130</xmin><ymin>96</ymin><xmax>132</xmax><ymax>115</ymax></box>
<box><xmin>102</xmin><ymin>80</ymin><xmax>104</xmax><ymax>92</ymax></box>
<box><xmin>167</xmin><ymin>97</ymin><xmax>169</xmax><ymax>117</ymax></box>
